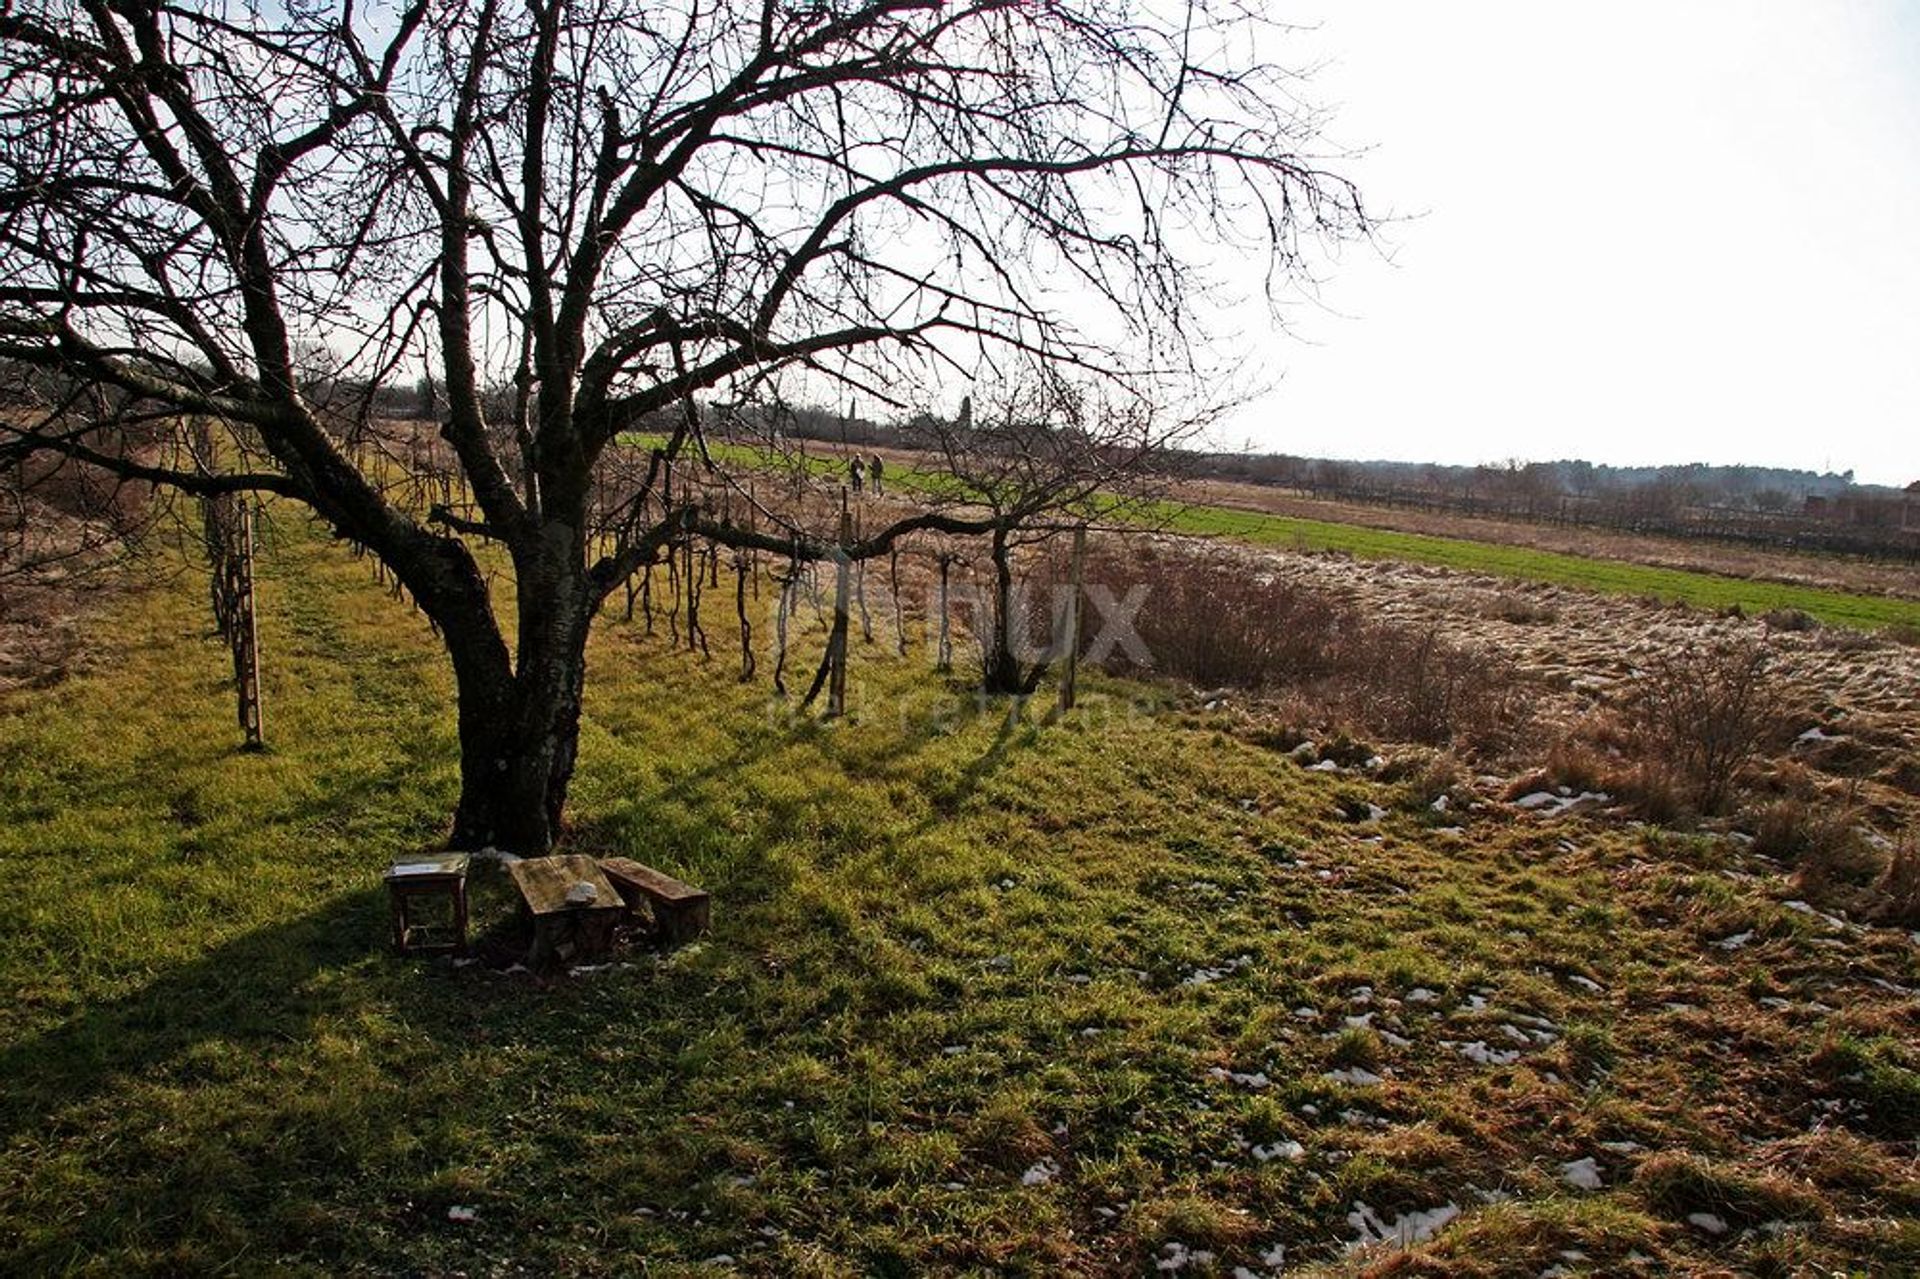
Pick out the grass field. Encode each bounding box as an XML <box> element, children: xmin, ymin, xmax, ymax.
<box><xmin>660</xmin><ymin>437</ymin><xmax>1920</xmax><ymax>631</ymax></box>
<box><xmin>1149</xmin><ymin>502</ymin><xmax>1920</xmax><ymax>632</ymax></box>
<box><xmin>1</xmin><ymin>515</ymin><xmax>1916</xmax><ymax>1275</ymax></box>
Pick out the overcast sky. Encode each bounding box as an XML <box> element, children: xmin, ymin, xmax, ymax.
<box><xmin>1214</xmin><ymin>2</ymin><xmax>1920</xmax><ymax>486</ymax></box>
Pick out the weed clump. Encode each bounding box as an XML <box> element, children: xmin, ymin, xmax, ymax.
<box><xmin>1631</xmin><ymin>1151</ymin><xmax>1824</xmax><ymax>1230</ymax></box>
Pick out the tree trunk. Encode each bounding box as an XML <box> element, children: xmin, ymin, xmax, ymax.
<box><xmin>438</xmin><ymin>520</ymin><xmax>593</xmax><ymax>855</ymax></box>
<box><xmin>983</xmin><ymin>527</ymin><xmax>1024</xmax><ymax>695</ymax></box>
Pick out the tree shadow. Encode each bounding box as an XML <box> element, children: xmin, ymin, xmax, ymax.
<box><xmin>1</xmin><ymin>888</ymin><xmax>410</xmax><ymax>1145</ymax></box>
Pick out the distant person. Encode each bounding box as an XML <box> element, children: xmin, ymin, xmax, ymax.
<box><xmin>849</xmin><ymin>455</ymin><xmax>864</xmax><ymax>493</ymax></box>
<box><xmin>869</xmin><ymin>454</ymin><xmax>885</xmax><ymax>495</ymax></box>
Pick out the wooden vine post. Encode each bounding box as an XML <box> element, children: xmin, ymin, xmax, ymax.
<box><xmin>1058</xmin><ymin>525</ymin><xmax>1087</xmax><ymax>713</ymax></box>
<box><xmin>935</xmin><ymin>552</ymin><xmax>956</xmax><ymax>674</ymax></box>
<box><xmin>827</xmin><ymin>505</ymin><xmax>852</xmax><ymax>716</ymax></box>
<box><xmin>235</xmin><ymin>503</ymin><xmax>264</xmax><ymax>747</ymax></box>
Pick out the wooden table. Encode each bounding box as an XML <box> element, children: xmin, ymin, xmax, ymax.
<box><xmin>507</xmin><ymin>855</ymin><xmax>624</xmax><ymax>967</ymax></box>
<box><xmin>384</xmin><ymin>853</ymin><xmax>471</xmax><ymax>956</ymax></box>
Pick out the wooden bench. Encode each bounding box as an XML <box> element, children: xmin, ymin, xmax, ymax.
<box><xmin>384</xmin><ymin>853</ymin><xmax>471</xmax><ymax>956</ymax></box>
<box><xmin>598</xmin><ymin>857</ymin><xmax>711</xmax><ymax>946</ymax></box>
<box><xmin>507</xmin><ymin>854</ymin><xmax>624</xmax><ymax>967</ymax></box>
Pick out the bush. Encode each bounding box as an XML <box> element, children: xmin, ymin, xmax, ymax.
<box><xmin>1621</xmin><ymin>640</ymin><xmax>1788</xmax><ymax>815</ymax></box>
<box><xmin>1088</xmin><ymin>544</ymin><xmax>1352</xmax><ymax>689</ymax></box>
<box><xmin>1083</xmin><ymin>543</ymin><xmax>1528</xmax><ymax>756</ymax></box>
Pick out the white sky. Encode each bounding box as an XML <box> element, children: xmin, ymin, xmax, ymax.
<box><xmin>1211</xmin><ymin>2</ymin><xmax>1920</xmax><ymax>486</ymax></box>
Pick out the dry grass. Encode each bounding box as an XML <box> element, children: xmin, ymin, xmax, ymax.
<box><xmin>1083</xmin><ymin>542</ymin><xmax>1529</xmax><ymax>757</ymax></box>
<box><xmin>1869</xmin><ymin>833</ymin><xmax>1920</xmax><ymax>927</ymax></box>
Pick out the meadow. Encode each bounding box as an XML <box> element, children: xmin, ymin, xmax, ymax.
<box><xmin>1</xmin><ymin>511</ymin><xmax>1915</xmax><ymax>1275</ymax></box>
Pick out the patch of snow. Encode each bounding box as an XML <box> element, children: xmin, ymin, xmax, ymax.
<box><xmin>1346</xmin><ymin>1200</ymin><xmax>1461</xmax><ymax>1250</ymax></box>
<box><xmin>1450</xmin><ymin>1040</ymin><xmax>1522</xmax><ymax>1066</ymax></box>
<box><xmin>1713</xmin><ymin>931</ymin><xmax>1755</xmax><ymax>950</ymax></box>
<box><xmin>1251</xmin><ymin>1140</ymin><xmax>1305</xmax><ymax>1162</ymax></box>
<box><xmin>1322</xmin><ymin>1066</ymin><xmax>1384</xmax><ymax>1086</ymax></box>
<box><xmin>1182</xmin><ymin>954</ymin><xmax>1255</xmax><ymax>986</ymax></box>
<box><xmin>1021</xmin><ymin>1157</ymin><xmax>1060</xmax><ymax>1186</ymax></box>
<box><xmin>446</xmin><ymin>1205</ymin><xmax>477</xmax><ymax>1223</ymax></box>
<box><xmin>1515</xmin><ymin>789</ymin><xmax>1611</xmax><ymax>817</ymax></box>
<box><xmin>1155</xmin><ymin>1242</ymin><xmax>1216</xmax><ymax>1272</ymax></box>
<box><xmin>1795</xmin><ymin>726</ymin><xmax>1838</xmax><ymax>743</ymax></box>
<box><xmin>1561</xmin><ymin>1157</ymin><xmax>1603</xmax><ymax>1190</ymax></box>
<box><xmin>1307</xmin><ymin>758</ymin><xmax>1341</xmax><ymax>772</ymax></box>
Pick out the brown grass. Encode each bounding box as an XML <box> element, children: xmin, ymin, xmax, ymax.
<box><xmin>1084</xmin><ymin>543</ymin><xmax>1529</xmax><ymax>756</ymax></box>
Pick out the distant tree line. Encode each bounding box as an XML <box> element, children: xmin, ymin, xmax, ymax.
<box><xmin>712</xmin><ymin>402</ymin><xmax>1918</xmax><ymax>563</ymax></box>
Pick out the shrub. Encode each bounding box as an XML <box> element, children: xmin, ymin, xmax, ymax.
<box><xmin>1759</xmin><ymin>607</ymin><xmax>1816</xmax><ymax>632</ymax></box>
<box><xmin>1621</xmin><ymin>640</ymin><xmax>1788</xmax><ymax>815</ymax></box>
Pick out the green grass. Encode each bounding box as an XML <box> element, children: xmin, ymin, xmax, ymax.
<box><xmin>647</xmin><ymin>435</ymin><xmax>1920</xmax><ymax>631</ymax></box>
<box><xmin>1149</xmin><ymin>501</ymin><xmax>1920</xmax><ymax>631</ymax></box>
<box><xmin>1</xmin><ymin>518</ymin><xmax>1916</xmax><ymax>1275</ymax></box>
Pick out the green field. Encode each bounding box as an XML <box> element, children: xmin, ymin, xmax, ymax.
<box><xmin>634</xmin><ymin>437</ymin><xmax>1920</xmax><ymax>631</ymax></box>
<box><xmin>1151</xmin><ymin>502</ymin><xmax>1920</xmax><ymax>631</ymax></box>
<box><xmin>2</xmin><ymin>518</ymin><xmax>1916</xmax><ymax>1274</ymax></box>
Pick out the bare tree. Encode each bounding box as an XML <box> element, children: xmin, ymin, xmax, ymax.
<box><xmin>0</xmin><ymin>0</ymin><xmax>1368</xmax><ymax>852</ymax></box>
<box><xmin>906</xmin><ymin>379</ymin><xmax>1186</xmax><ymax>695</ymax></box>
